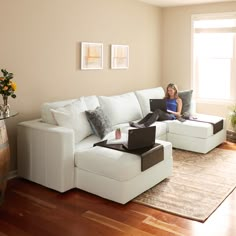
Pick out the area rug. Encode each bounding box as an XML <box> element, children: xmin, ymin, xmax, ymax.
<box><xmin>133</xmin><ymin>148</ymin><xmax>236</xmax><ymax>222</ymax></box>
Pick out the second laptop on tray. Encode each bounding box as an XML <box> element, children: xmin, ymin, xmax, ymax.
<box><xmin>123</xmin><ymin>126</ymin><xmax>156</xmax><ymax>150</ymax></box>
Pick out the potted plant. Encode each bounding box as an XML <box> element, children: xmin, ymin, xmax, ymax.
<box><xmin>227</xmin><ymin>105</ymin><xmax>236</xmax><ymax>143</ymax></box>
<box><xmin>229</xmin><ymin>105</ymin><xmax>236</xmax><ymax>131</ymax></box>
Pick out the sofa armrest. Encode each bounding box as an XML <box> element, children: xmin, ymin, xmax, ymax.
<box><xmin>17</xmin><ymin>119</ymin><xmax>75</xmax><ymax>192</ymax></box>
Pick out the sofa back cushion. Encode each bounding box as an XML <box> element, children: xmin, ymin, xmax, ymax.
<box><xmin>98</xmin><ymin>92</ymin><xmax>142</xmax><ymax>126</ymax></box>
<box><xmin>81</xmin><ymin>95</ymin><xmax>100</xmax><ymax>110</ymax></box>
<box><xmin>135</xmin><ymin>87</ymin><xmax>165</xmax><ymax>116</ymax></box>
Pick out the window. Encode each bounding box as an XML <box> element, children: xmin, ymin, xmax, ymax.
<box><xmin>192</xmin><ymin>13</ymin><xmax>236</xmax><ymax>102</ymax></box>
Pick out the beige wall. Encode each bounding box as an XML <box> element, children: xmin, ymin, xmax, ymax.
<box><xmin>0</xmin><ymin>0</ymin><xmax>162</xmax><ymax>171</ymax></box>
<box><xmin>162</xmin><ymin>2</ymin><xmax>236</xmax><ymax>118</ymax></box>
<box><xmin>2</xmin><ymin>0</ymin><xmax>235</xmax><ymax>172</ymax></box>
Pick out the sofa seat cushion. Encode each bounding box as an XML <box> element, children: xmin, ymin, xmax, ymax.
<box><xmin>75</xmin><ymin>134</ymin><xmax>101</xmax><ymax>151</ymax></box>
<box><xmin>75</xmin><ymin>122</ymin><xmax>167</xmax><ymax>152</ymax></box>
<box><xmin>75</xmin><ymin>147</ymin><xmax>140</xmax><ymax>182</ymax></box>
<box><xmin>151</xmin><ymin>122</ymin><xmax>168</xmax><ymax>137</ymax></box>
<box><xmin>167</xmin><ymin>116</ymin><xmax>224</xmax><ymax>138</ymax></box>
<box><xmin>74</xmin><ymin>140</ymin><xmax>172</xmax><ymax>182</ymax></box>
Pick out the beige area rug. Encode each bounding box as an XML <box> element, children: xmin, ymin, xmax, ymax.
<box><xmin>133</xmin><ymin>148</ymin><xmax>236</xmax><ymax>222</ymax></box>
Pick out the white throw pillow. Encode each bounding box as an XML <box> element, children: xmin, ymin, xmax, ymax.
<box><xmin>41</xmin><ymin>99</ymin><xmax>77</xmax><ymax>125</ymax></box>
<box><xmin>98</xmin><ymin>92</ymin><xmax>142</xmax><ymax>126</ymax></box>
<box><xmin>135</xmin><ymin>87</ymin><xmax>165</xmax><ymax>116</ymax></box>
<box><xmin>51</xmin><ymin>100</ymin><xmax>92</xmax><ymax>143</ymax></box>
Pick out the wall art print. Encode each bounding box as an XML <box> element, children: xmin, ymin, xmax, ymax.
<box><xmin>111</xmin><ymin>44</ymin><xmax>129</xmax><ymax>69</ymax></box>
<box><xmin>81</xmin><ymin>42</ymin><xmax>103</xmax><ymax>70</ymax></box>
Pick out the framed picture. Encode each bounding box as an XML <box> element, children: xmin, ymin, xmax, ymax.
<box><xmin>111</xmin><ymin>44</ymin><xmax>129</xmax><ymax>69</ymax></box>
<box><xmin>81</xmin><ymin>42</ymin><xmax>103</xmax><ymax>70</ymax></box>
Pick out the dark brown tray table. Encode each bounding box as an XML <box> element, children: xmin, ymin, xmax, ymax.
<box><xmin>94</xmin><ymin>140</ymin><xmax>164</xmax><ymax>171</ymax></box>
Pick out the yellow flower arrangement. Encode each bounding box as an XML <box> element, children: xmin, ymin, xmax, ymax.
<box><xmin>0</xmin><ymin>69</ymin><xmax>17</xmax><ymax>98</ymax></box>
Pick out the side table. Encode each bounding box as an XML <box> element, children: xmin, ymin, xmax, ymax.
<box><xmin>0</xmin><ymin>111</ymin><xmax>18</xmax><ymax>205</ymax></box>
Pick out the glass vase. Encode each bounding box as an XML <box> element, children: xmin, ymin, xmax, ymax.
<box><xmin>0</xmin><ymin>95</ymin><xmax>10</xmax><ymax>116</ymax></box>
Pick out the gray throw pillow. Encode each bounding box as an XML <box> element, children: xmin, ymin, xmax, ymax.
<box><xmin>178</xmin><ymin>90</ymin><xmax>193</xmax><ymax>114</ymax></box>
<box><xmin>85</xmin><ymin>106</ymin><xmax>112</xmax><ymax>139</ymax></box>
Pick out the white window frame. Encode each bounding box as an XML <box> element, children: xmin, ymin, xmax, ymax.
<box><xmin>191</xmin><ymin>12</ymin><xmax>236</xmax><ymax>104</ymax></box>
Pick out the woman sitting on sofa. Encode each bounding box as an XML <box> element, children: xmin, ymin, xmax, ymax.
<box><xmin>161</xmin><ymin>83</ymin><xmax>183</xmax><ymax>120</ymax></box>
<box><xmin>130</xmin><ymin>83</ymin><xmax>183</xmax><ymax>128</ymax></box>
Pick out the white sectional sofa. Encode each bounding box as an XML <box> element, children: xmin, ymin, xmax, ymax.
<box><xmin>17</xmin><ymin>86</ymin><xmax>226</xmax><ymax>204</ymax></box>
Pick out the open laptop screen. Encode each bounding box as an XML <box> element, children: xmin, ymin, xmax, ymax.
<box><xmin>150</xmin><ymin>99</ymin><xmax>167</xmax><ymax>112</ymax></box>
<box><xmin>124</xmin><ymin>126</ymin><xmax>156</xmax><ymax>150</ymax></box>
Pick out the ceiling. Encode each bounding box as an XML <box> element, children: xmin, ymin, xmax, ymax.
<box><xmin>139</xmin><ymin>0</ymin><xmax>235</xmax><ymax>7</ymax></box>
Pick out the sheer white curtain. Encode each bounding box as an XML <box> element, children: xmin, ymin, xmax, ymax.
<box><xmin>192</xmin><ymin>14</ymin><xmax>236</xmax><ymax>102</ymax></box>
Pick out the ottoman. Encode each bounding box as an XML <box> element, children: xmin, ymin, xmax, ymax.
<box><xmin>74</xmin><ymin>139</ymin><xmax>172</xmax><ymax>204</ymax></box>
<box><xmin>166</xmin><ymin>114</ymin><xmax>226</xmax><ymax>153</ymax></box>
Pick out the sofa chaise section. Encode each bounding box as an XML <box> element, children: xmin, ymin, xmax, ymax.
<box><xmin>74</xmin><ymin>140</ymin><xmax>172</xmax><ymax>204</ymax></box>
<box><xmin>17</xmin><ymin>118</ymin><xmax>173</xmax><ymax>203</ymax></box>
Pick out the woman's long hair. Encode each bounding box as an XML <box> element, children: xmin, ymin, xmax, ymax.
<box><xmin>165</xmin><ymin>83</ymin><xmax>179</xmax><ymax>99</ymax></box>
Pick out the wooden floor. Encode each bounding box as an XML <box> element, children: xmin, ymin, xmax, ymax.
<box><xmin>0</xmin><ymin>142</ymin><xmax>236</xmax><ymax>236</ymax></box>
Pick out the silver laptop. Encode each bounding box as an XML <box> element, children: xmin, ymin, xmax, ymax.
<box><xmin>150</xmin><ymin>99</ymin><xmax>167</xmax><ymax>112</ymax></box>
<box><xmin>123</xmin><ymin>126</ymin><xmax>156</xmax><ymax>150</ymax></box>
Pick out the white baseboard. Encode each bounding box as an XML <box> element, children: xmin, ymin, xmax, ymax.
<box><xmin>8</xmin><ymin>170</ymin><xmax>18</xmax><ymax>179</ymax></box>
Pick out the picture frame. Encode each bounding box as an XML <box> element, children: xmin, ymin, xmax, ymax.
<box><xmin>81</xmin><ymin>42</ymin><xmax>103</xmax><ymax>70</ymax></box>
<box><xmin>111</xmin><ymin>44</ymin><xmax>129</xmax><ymax>69</ymax></box>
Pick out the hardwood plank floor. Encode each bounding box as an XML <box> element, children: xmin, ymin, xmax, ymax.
<box><xmin>0</xmin><ymin>141</ymin><xmax>235</xmax><ymax>236</ymax></box>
